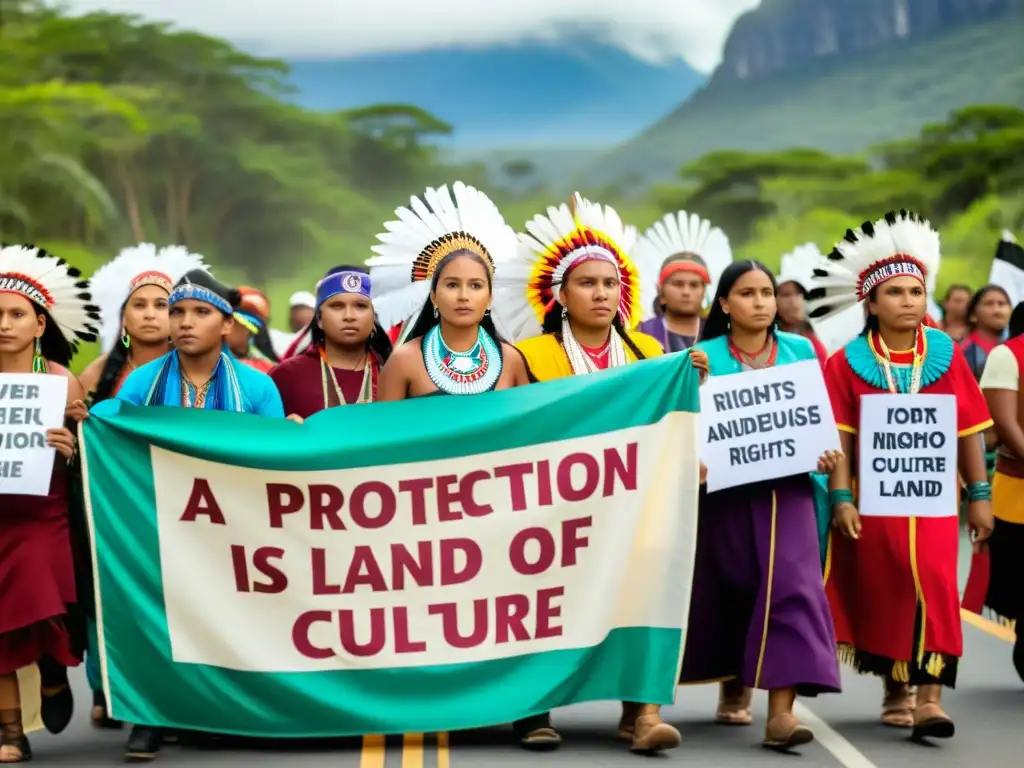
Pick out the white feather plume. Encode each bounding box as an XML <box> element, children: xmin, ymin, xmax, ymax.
<box><xmin>367</xmin><ymin>181</ymin><xmax>517</xmax><ymax>332</ymax></box>
<box><xmin>806</xmin><ymin>210</ymin><xmax>941</xmax><ymax>322</ymax></box>
<box><xmin>632</xmin><ymin>210</ymin><xmax>732</xmax><ymax>320</ymax></box>
<box><xmin>88</xmin><ymin>243</ymin><xmax>208</xmax><ymax>353</ymax></box>
<box><xmin>778</xmin><ymin>243</ymin><xmax>823</xmax><ymax>292</ymax></box>
<box><xmin>0</xmin><ymin>244</ymin><xmax>100</xmax><ymax>349</ymax></box>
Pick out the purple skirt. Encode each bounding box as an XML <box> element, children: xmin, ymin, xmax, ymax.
<box><xmin>680</xmin><ymin>475</ymin><xmax>841</xmax><ymax>695</ymax></box>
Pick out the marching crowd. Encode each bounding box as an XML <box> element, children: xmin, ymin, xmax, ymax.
<box><xmin>1</xmin><ymin>182</ymin><xmax>1021</xmax><ymax>764</ymax></box>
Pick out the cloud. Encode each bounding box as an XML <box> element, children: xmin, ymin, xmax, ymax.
<box><xmin>56</xmin><ymin>0</ymin><xmax>762</xmax><ymax>72</ymax></box>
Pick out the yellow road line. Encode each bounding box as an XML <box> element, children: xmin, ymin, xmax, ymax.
<box><xmin>961</xmin><ymin>608</ymin><xmax>1016</xmax><ymax>643</ymax></box>
<box><xmin>402</xmin><ymin>732</ymin><xmax>424</xmax><ymax>768</ymax></box>
<box><xmin>437</xmin><ymin>731</ymin><xmax>450</xmax><ymax>768</ymax></box>
<box><xmin>359</xmin><ymin>734</ymin><xmax>386</xmax><ymax>768</ymax></box>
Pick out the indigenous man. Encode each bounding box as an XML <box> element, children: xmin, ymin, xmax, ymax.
<box><xmin>633</xmin><ymin>210</ymin><xmax>732</xmax><ymax>352</ymax></box>
<box><xmin>228</xmin><ymin>286</ymin><xmax>278</xmax><ymax>373</ymax></box>
<box><xmin>85</xmin><ymin>268</ymin><xmax>284</xmax><ymax>761</ymax></box>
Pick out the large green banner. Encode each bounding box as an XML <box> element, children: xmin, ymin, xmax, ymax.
<box><xmin>82</xmin><ymin>354</ymin><xmax>701</xmax><ymax>737</ymax></box>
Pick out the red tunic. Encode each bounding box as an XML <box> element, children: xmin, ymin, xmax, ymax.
<box><xmin>823</xmin><ymin>330</ymin><xmax>991</xmax><ymax>683</ymax></box>
<box><xmin>269</xmin><ymin>347</ymin><xmax>379</xmax><ymax>418</ymax></box>
<box><xmin>0</xmin><ymin>409</ymin><xmax>79</xmax><ymax>674</ymax></box>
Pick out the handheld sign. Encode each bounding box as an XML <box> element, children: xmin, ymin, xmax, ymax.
<box><xmin>0</xmin><ymin>373</ymin><xmax>68</xmax><ymax>496</ymax></box>
<box><xmin>699</xmin><ymin>359</ymin><xmax>840</xmax><ymax>492</ymax></box>
<box><xmin>857</xmin><ymin>394</ymin><xmax>957</xmax><ymax>517</ymax></box>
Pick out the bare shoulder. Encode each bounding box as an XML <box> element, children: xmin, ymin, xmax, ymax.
<box><xmin>387</xmin><ymin>339</ymin><xmax>423</xmax><ymax>366</ymax></box>
<box><xmin>500</xmin><ymin>342</ymin><xmax>527</xmax><ymax>371</ymax></box>
<box><xmin>47</xmin><ymin>362</ymin><xmax>86</xmax><ymax>403</ymax></box>
<box><xmin>78</xmin><ymin>353</ymin><xmax>108</xmax><ymax>394</ymax></box>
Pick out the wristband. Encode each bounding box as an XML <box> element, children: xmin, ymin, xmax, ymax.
<box><xmin>966</xmin><ymin>481</ymin><xmax>991</xmax><ymax>502</ymax></box>
<box><xmin>829</xmin><ymin>489</ymin><xmax>854</xmax><ymax>507</ymax></box>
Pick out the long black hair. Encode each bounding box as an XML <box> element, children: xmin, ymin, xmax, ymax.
<box><xmin>701</xmin><ymin>260</ymin><xmax>778</xmax><ymax>342</ymax></box>
<box><xmin>1009</xmin><ymin>301</ymin><xmax>1024</xmax><ymax>339</ymax></box>
<box><xmin>35</xmin><ymin>305</ymin><xmax>73</xmax><ymax>368</ymax></box>
<box><xmin>251</xmin><ymin>324</ymin><xmax>281</xmax><ymax>364</ymax></box>
<box><xmin>965</xmin><ymin>284</ymin><xmax>1011</xmax><ymax>332</ymax></box>
<box><xmin>403</xmin><ymin>250</ymin><xmax>506</xmax><ymax>344</ymax></box>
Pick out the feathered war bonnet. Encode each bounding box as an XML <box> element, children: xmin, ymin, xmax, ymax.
<box><xmin>0</xmin><ymin>244</ymin><xmax>100</xmax><ymax>367</ymax></box>
<box><xmin>89</xmin><ymin>244</ymin><xmax>208</xmax><ymax>353</ymax></box>
<box><xmin>494</xmin><ymin>192</ymin><xmax>641</xmax><ymax>341</ymax></box>
<box><xmin>366</xmin><ymin>182</ymin><xmax>518</xmax><ymax>340</ymax></box>
<box><xmin>806</xmin><ymin>209</ymin><xmax>941</xmax><ymax>321</ymax></box>
<box><xmin>632</xmin><ymin>210</ymin><xmax>733</xmax><ymax>319</ymax></box>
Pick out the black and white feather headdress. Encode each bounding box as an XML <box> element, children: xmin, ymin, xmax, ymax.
<box><xmin>0</xmin><ymin>244</ymin><xmax>100</xmax><ymax>360</ymax></box>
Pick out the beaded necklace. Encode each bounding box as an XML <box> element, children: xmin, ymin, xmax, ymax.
<box><xmin>728</xmin><ymin>333</ymin><xmax>777</xmax><ymax>370</ymax></box>
<box><xmin>422</xmin><ymin>324</ymin><xmax>502</xmax><ymax>395</ymax></box>
<box><xmin>318</xmin><ymin>346</ymin><xmax>373</xmax><ymax>406</ymax></box>
<box><xmin>870</xmin><ymin>326</ymin><xmax>924</xmax><ymax>394</ymax></box>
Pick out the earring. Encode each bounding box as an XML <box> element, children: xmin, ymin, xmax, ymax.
<box><xmin>561</xmin><ymin>306</ymin><xmax>568</xmax><ymax>320</ymax></box>
<box><xmin>32</xmin><ymin>337</ymin><xmax>46</xmax><ymax>374</ymax></box>
<box><xmin>484</xmin><ymin>308</ymin><xmax>491</xmax><ymax>316</ymax></box>
<box><xmin>121</xmin><ymin>329</ymin><xmax>131</xmax><ymax>348</ymax></box>
<box><xmin>369</xmin><ymin>327</ymin><xmax>377</xmax><ymax>338</ymax></box>
<box><xmin>433</xmin><ymin>305</ymin><xmax>439</xmax><ymax>319</ymax></box>
<box><xmin>726</xmin><ymin>315</ymin><xmax>731</xmax><ymax>331</ymax></box>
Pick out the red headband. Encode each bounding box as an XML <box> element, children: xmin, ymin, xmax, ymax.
<box><xmin>659</xmin><ymin>260</ymin><xmax>710</xmax><ymax>286</ymax></box>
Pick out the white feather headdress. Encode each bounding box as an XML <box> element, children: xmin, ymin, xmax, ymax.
<box><xmin>89</xmin><ymin>243</ymin><xmax>208</xmax><ymax>353</ymax></box>
<box><xmin>778</xmin><ymin>243</ymin><xmax>823</xmax><ymax>292</ymax></box>
<box><xmin>0</xmin><ymin>244</ymin><xmax>100</xmax><ymax>354</ymax></box>
<box><xmin>493</xmin><ymin>192</ymin><xmax>640</xmax><ymax>342</ymax></box>
<box><xmin>366</xmin><ymin>182</ymin><xmax>518</xmax><ymax>335</ymax></box>
<box><xmin>633</xmin><ymin>211</ymin><xmax>732</xmax><ymax>320</ymax></box>
<box><xmin>807</xmin><ymin>210</ymin><xmax>941</xmax><ymax>322</ymax></box>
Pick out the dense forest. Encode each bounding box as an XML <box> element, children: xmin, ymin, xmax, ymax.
<box><xmin>2</xmin><ymin>0</ymin><xmax>1022</xmax><ymax>371</ymax></box>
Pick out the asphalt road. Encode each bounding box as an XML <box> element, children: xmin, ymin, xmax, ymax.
<box><xmin>24</xmin><ymin>533</ymin><xmax>1024</xmax><ymax>767</ymax></box>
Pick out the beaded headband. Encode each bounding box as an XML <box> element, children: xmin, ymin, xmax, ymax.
<box><xmin>169</xmin><ymin>283</ymin><xmax>233</xmax><ymax>316</ymax></box>
<box><xmin>317</xmin><ymin>270</ymin><xmax>371</xmax><ymax>306</ymax></box>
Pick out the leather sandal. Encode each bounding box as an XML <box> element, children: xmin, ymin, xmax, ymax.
<box><xmin>630</xmin><ymin>705</ymin><xmax>681</xmax><ymax>753</ymax></box>
<box><xmin>717</xmin><ymin>683</ymin><xmax>753</xmax><ymax>726</ymax></box>
<box><xmin>513</xmin><ymin>713</ymin><xmax>561</xmax><ymax>751</ymax></box>
<box><xmin>763</xmin><ymin>713</ymin><xmax>814</xmax><ymax>750</ymax></box>
<box><xmin>0</xmin><ymin>710</ymin><xmax>32</xmax><ymax>764</ymax></box>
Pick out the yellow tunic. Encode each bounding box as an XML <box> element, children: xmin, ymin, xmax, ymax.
<box><xmin>516</xmin><ymin>330</ymin><xmax>664</xmax><ymax>382</ymax></box>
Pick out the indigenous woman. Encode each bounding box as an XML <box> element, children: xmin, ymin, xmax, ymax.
<box><xmin>632</xmin><ymin>210</ymin><xmax>732</xmax><ymax>352</ymax></box>
<box><xmin>370</xmin><ymin>182</ymin><xmax>528</xmax><ymax>399</ymax></box>
<box><xmin>74</xmin><ymin>243</ymin><xmax>205</xmax><ymax>729</ymax></box>
<box><xmin>495</xmin><ymin>193</ymin><xmax>698</xmax><ymax>754</ymax></box>
<box><xmin>681</xmin><ymin>260</ymin><xmax>842</xmax><ymax>751</ymax></box>
<box><xmin>776</xmin><ymin>244</ymin><xmax>828</xmax><ymax>367</ymax></box>
<box><xmin>808</xmin><ymin>210</ymin><xmax>994</xmax><ymax>740</ymax></box>
<box><xmin>961</xmin><ymin>299</ymin><xmax>1024</xmax><ymax>681</ymax></box>
<box><xmin>961</xmin><ymin>284</ymin><xmax>1011</xmax><ymax>381</ymax></box>
<box><xmin>270</xmin><ymin>267</ymin><xmax>392</xmax><ymax>417</ymax></box>
<box><xmin>0</xmin><ymin>244</ymin><xmax>100</xmax><ymax>763</ymax></box>
<box><xmin>228</xmin><ymin>286</ymin><xmax>279</xmax><ymax>373</ymax></box>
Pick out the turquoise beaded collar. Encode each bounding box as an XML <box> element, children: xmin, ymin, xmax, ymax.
<box><xmin>844</xmin><ymin>325</ymin><xmax>953</xmax><ymax>392</ymax></box>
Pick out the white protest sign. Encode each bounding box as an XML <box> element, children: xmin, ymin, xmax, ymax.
<box><xmin>0</xmin><ymin>373</ymin><xmax>68</xmax><ymax>496</ymax></box>
<box><xmin>699</xmin><ymin>359</ymin><xmax>840</xmax><ymax>492</ymax></box>
<box><xmin>857</xmin><ymin>394</ymin><xmax>957</xmax><ymax>517</ymax></box>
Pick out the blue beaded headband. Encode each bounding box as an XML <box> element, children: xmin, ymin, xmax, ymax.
<box><xmin>169</xmin><ymin>283</ymin><xmax>233</xmax><ymax>316</ymax></box>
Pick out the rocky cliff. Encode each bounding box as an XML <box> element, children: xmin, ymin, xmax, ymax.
<box><xmin>715</xmin><ymin>0</ymin><xmax>1023</xmax><ymax>83</ymax></box>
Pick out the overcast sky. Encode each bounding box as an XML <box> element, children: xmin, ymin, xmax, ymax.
<box><xmin>56</xmin><ymin>0</ymin><xmax>762</xmax><ymax>71</ymax></box>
